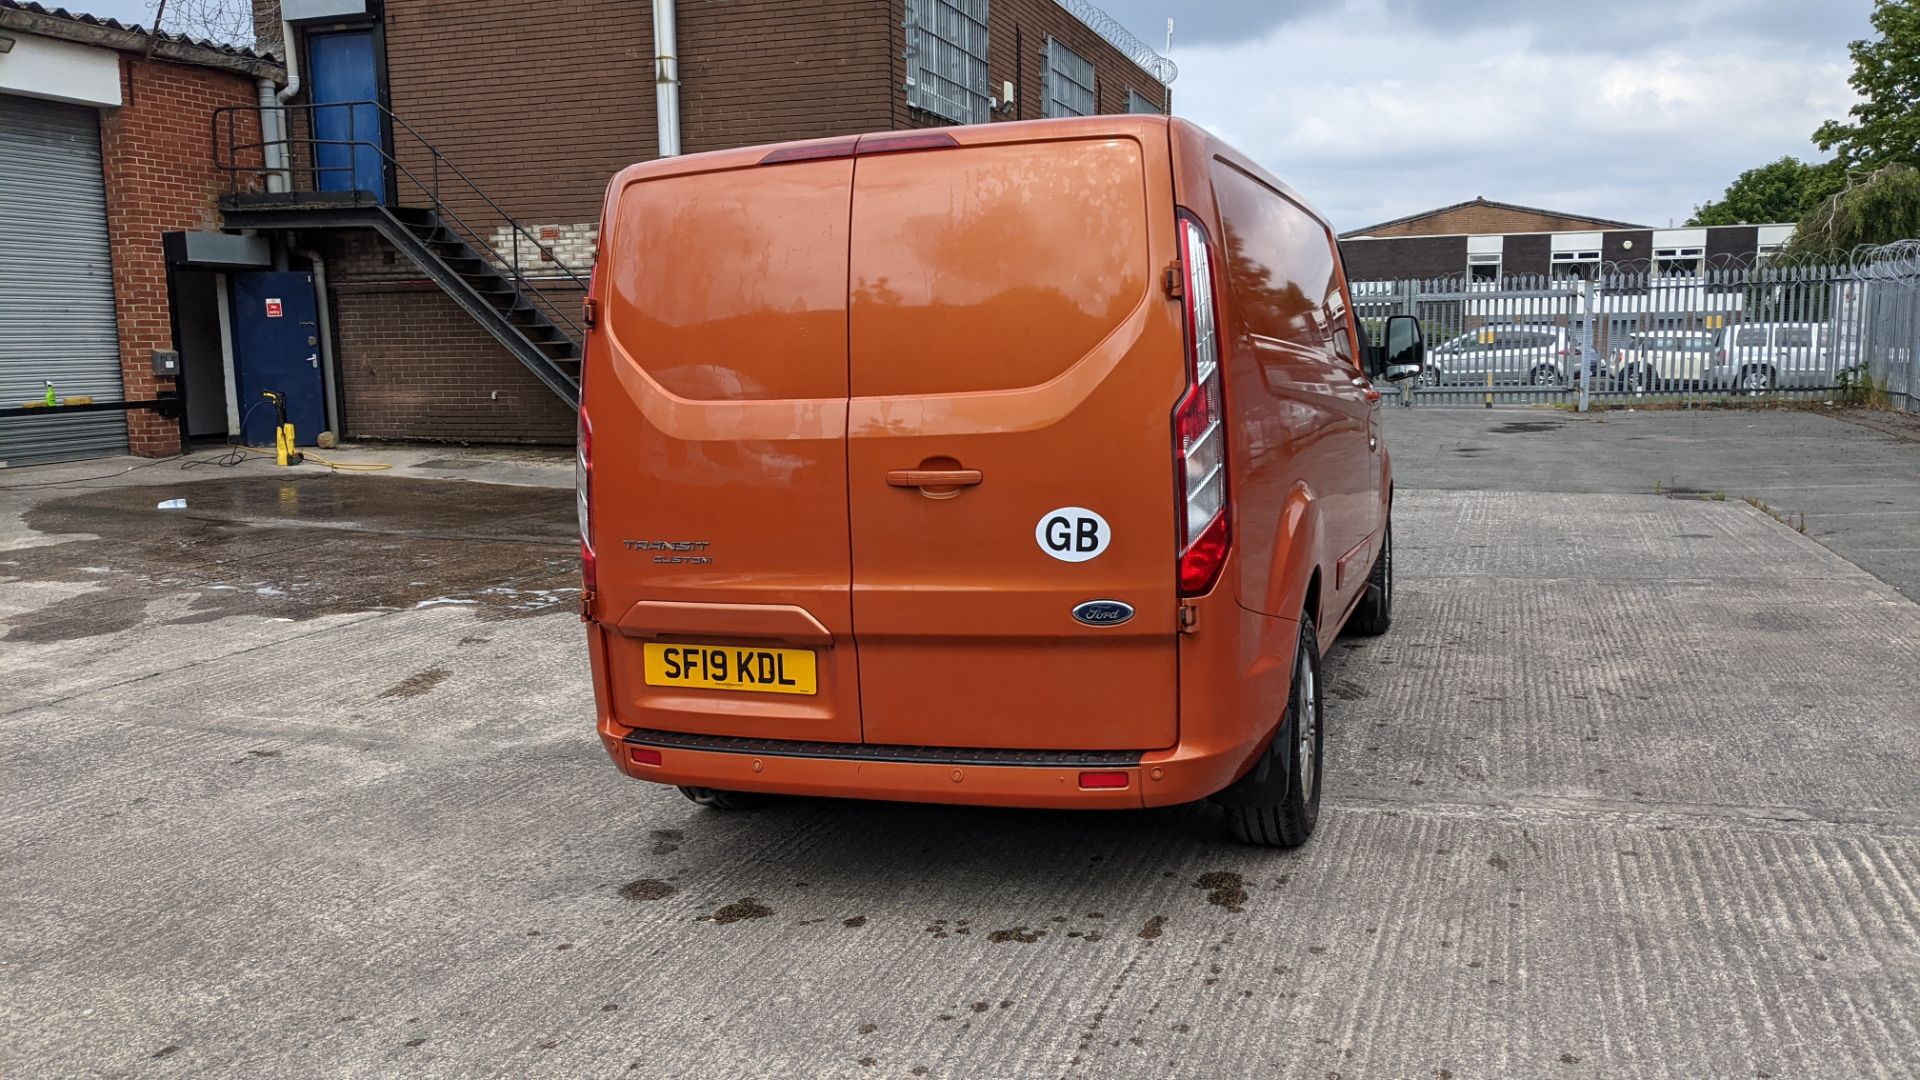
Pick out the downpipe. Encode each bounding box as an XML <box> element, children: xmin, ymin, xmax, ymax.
<box><xmin>652</xmin><ymin>0</ymin><xmax>680</xmax><ymax>157</ymax></box>
<box><xmin>295</xmin><ymin>248</ymin><xmax>341</xmax><ymax>443</ymax></box>
<box><xmin>256</xmin><ymin>76</ymin><xmax>284</xmax><ymax>192</ymax></box>
<box><xmin>273</xmin><ymin>12</ymin><xmax>302</xmax><ymax>191</ymax></box>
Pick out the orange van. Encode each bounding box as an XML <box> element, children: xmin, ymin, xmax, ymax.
<box><xmin>578</xmin><ymin>116</ymin><xmax>1425</xmax><ymax>846</ymax></box>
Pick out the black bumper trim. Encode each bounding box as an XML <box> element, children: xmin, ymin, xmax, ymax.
<box><xmin>623</xmin><ymin>729</ymin><xmax>1146</xmax><ymax>769</ymax></box>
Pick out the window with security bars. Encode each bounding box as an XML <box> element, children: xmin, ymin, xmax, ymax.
<box><xmin>1126</xmin><ymin>89</ymin><xmax>1162</xmax><ymax>115</ymax></box>
<box><xmin>905</xmin><ymin>0</ymin><xmax>992</xmax><ymax>125</ymax></box>
<box><xmin>1044</xmin><ymin>37</ymin><xmax>1096</xmax><ymax>118</ymax></box>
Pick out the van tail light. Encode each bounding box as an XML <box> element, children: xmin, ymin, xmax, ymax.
<box><xmin>577</xmin><ymin>403</ymin><xmax>595</xmax><ymax>596</ymax></box>
<box><xmin>577</xmin><ymin>261</ymin><xmax>599</xmax><ymax>608</ymax></box>
<box><xmin>1175</xmin><ymin>214</ymin><xmax>1229</xmax><ymax>597</ymax></box>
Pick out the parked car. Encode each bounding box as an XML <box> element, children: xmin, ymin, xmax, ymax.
<box><xmin>1613</xmin><ymin>330</ymin><xmax>1718</xmax><ymax>393</ymax></box>
<box><xmin>577</xmin><ymin>116</ymin><xmax>1425</xmax><ymax>848</ymax></box>
<box><xmin>1420</xmin><ymin>324</ymin><xmax>1604</xmax><ymax>388</ymax></box>
<box><xmin>1702</xmin><ymin>322</ymin><xmax>1836</xmax><ymax>392</ymax></box>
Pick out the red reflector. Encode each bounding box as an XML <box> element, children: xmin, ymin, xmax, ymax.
<box><xmin>628</xmin><ymin>746</ymin><xmax>663</xmax><ymax>767</ymax></box>
<box><xmin>1078</xmin><ymin>771</ymin><xmax>1130</xmax><ymax>790</ymax></box>
<box><xmin>759</xmin><ymin>139</ymin><xmax>858</xmax><ymax>165</ymax></box>
<box><xmin>857</xmin><ymin>131</ymin><xmax>960</xmax><ymax>157</ymax></box>
<box><xmin>1178</xmin><ymin>510</ymin><xmax>1231</xmax><ymax>595</ymax></box>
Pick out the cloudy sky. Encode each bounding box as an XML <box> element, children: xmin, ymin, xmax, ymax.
<box><xmin>78</xmin><ymin>0</ymin><xmax>1873</xmax><ymax>231</ymax></box>
<box><xmin>1097</xmin><ymin>0</ymin><xmax>1874</xmax><ymax>229</ymax></box>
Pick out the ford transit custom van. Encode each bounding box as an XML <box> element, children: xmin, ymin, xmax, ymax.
<box><xmin>578</xmin><ymin>116</ymin><xmax>1424</xmax><ymax>846</ymax></box>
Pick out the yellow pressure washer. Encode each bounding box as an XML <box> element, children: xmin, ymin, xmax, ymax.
<box><xmin>261</xmin><ymin>390</ymin><xmax>302</xmax><ymax>466</ymax></box>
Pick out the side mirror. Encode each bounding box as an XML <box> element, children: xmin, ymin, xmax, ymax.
<box><xmin>1382</xmin><ymin>314</ymin><xmax>1424</xmax><ymax>381</ymax></box>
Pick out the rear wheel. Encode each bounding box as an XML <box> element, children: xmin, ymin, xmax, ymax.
<box><xmin>1345</xmin><ymin>522</ymin><xmax>1392</xmax><ymax>637</ymax></box>
<box><xmin>1213</xmin><ymin>614</ymin><xmax>1322</xmax><ymax>847</ymax></box>
<box><xmin>1530</xmin><ymin>365</ymin><xmax>1561</xmax><ymax>387</ymax></box>
<box><xmin>1739</xmin><ymin>365</ymin><xmax>1775</xmax><ymax>394</ymax></box>
<box><xmin>1416</xmin><ymin>366</ymin><xmax>1441</xmax><ymax>388</ymax></box>
<box><xmin>677</xmin><ymin>786</ymin><xmax>771</xmax><ymax>811</ymax></box>
<box><xmin>1625</xmin><ymin>364</ymin><xmax>1652</xmax><ymax>394</ymax></box>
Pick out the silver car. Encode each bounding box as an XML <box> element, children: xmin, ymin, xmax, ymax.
<box><xmin>1420</xmin><ymin>324</ymin><xmax>1603</xmax><ymax>388</ymax></box>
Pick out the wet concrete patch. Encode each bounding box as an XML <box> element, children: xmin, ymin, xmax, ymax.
<box><xmin>1</xmin><ymin>475</ymin><xmax>578</xmax><ymax>639</ymax></box>
<box><xmin>708</xmin><ymin>898</ymin><xmax>773</xmax><ymax>925</ymax></box>
<box><xmin>380</xmin><ymin>667</ymin><xmax>451</xmax><ymax>700</ymax></box>
<box><xmin>619</xmin><ymin>879</ymin><xmax>676</xmax><ymax>902</ymax></box>
<box><xmin>1194</xmin><ymin>871</ymin><xmax>1248</xmax><ymax>912</ymax></box>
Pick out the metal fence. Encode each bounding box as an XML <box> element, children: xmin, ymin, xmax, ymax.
<box><xmin>1353</xmin><ymin>242</ymin><xmax>1920</xmax><ymax>413</ymax></box>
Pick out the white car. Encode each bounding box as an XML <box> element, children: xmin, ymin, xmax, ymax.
<box><xmin>1702</xmin><ymin>322</ymin><xmax>1838</xmax><ymax>392</ymax></box>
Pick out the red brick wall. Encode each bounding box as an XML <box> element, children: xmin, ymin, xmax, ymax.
<box><xmin>99</xmin><ymin>54</ymin><xmax>262</xmax><ymax>456</ymax></box>
<box><xmin>323</xmin><ymin>231</ymin><xmax>575</xmax><ymax>443</ymax></box>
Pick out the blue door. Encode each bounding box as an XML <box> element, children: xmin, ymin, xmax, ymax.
<box><xmin>308</xmin><ymin>29</ymin><xmax>385</xmax><ymax>200</ymax></box>
<box><xmin>232</xmin><ymin>272</ymin><xmax>325</xmax><ymax>447</ymax></box>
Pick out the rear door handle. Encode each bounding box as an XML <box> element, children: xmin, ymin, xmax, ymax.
<box><xmin>886</xmin><ymin>469</ymin><xmax>982</xmax><ymax>488</ymax></box>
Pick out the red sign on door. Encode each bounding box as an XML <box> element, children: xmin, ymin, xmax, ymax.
<box><xmin>265</xmin><ymin>298</ymin><xmax>284</xmax><ymax>318</ymax></box>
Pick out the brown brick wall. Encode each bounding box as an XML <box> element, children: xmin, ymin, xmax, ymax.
<box><xmin>1358</xmin><ymin>204</ymin><xmax>1633</xmax><ymax>239</ymax></box>
<box><xmin>322</xmin><ymin>230</ymin><xmax>576</xmax><ymax>443</ymax></box>
<box><xmin>1338</xmin><ymin>236</ymin><xmax>1467</xmax><ymax>283</ymax></box>
<box><xmin>254</xmin><ymin>0</ymin><xmax>1172</xmax><ymax>445</ymax></box>
<box><xmin>99</xmin><ymin>55</ymin><xmax>263</xmax><ymax>456</ymax></box>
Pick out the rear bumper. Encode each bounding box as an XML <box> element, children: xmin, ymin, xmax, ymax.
<box><xmin>597</xmin><ymin>725</ymin><xmax>1258</xmax><ymax>810</ymax></box>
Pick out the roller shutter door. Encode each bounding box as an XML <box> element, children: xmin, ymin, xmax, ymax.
<box><xmin>0</xmin><ymin>94</ymin><xmax>126</xmax><ymax>465</ymax></box>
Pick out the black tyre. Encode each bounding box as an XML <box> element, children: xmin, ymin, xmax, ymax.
<box><xmin>1530</xmin><ymin>365</ymin><xmax>1561</xmax><ymax>387</ymax></box>
<box><xmin>1212</xmin><ymin>614</ymin><xmax>1323</xmax><ymax>848</ymax></box>
<box><xmin>1345</xmin><ymin>522</ymin><xmax>1392</xmax><ymax>637</ymax></box>
<box><xmin>677</xmin><ymin>786</ymin><xmax>771</xmax><ymax>811</ymax></box>
<box><xmin>1416</xmin><ymin>366</ymin><xmax>1441</xmax><ymax>388</ymax></box>
<box><xmin>1739</xmin><ymin>365</ymin><xmax>1775</xmax><ymax>394</ymax></box>
<box><xmin>1625</xmin><ymin>364</ymin><xmax>1651</xmax><ymax>394</ymax></box>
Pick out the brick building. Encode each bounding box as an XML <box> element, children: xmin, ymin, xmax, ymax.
<box><xmin>1339</xmin><ymin>196</ymin><xmax>1796</xmax><ymax>284</ymax></box>
<box><xmin>222</xmin><ymin>0</ymin><xmax>1177</xmax><ymax>447</ymax></box>
<box><xmin>0</xmin><ymin>1</ymin><xmax>279</xmax><ymax>465</ymax></box>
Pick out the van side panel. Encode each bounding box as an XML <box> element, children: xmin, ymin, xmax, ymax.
<box><xmin>591</xmin><ymin>158</ymin><xmax>863</xmax><ymax>744</ymax></box>
<box><xmin>845</xmin><ymin>128</ymin><xmax>1183</xmax><ymax>751</ymax></box>
<box><xmin>1206</xmin><ymin>157</ymin><xmax>1375</xmax><ymax>625</ymax></box>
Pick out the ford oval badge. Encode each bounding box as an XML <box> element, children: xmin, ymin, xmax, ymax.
<box><xmin>1072</xmin><ymin>599</ymin><xmax>1135</xmax><ymax>627</ymax></box>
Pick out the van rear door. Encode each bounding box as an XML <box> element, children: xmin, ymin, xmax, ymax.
<box><xmin>592</xmin><ymin>151</ymin><xmax>861</xmax><ymax>744</ymax></box>
<box><xmin>845</xmin><ymin>123</ymin><xmax>1184</xmax><ymax>751</ymax></box>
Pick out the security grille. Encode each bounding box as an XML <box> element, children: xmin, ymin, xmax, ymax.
<box><xmin>1126</xmin><ymin>88</ymin><xmax>1161</xmax><ymax>114</ymax></box>
<box><xmin>1044</xmin><ymin>37</ymin><xmax>1096</xmax><ymax>118</ymax></box>
<box><xmin>0</xmin><ymin>94</ymin><xmax>126</xmax><ymax>466</ymax></box>
<box><xmin>905</xmin><ymin>0</ymin><xmax>992</xmax><ymax>125</ymax></box>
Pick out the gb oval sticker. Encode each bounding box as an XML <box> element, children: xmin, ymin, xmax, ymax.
<box><xmin>1036</xmin><ymin>507</ymin><xmax>1110</xmax><ymax>563</ymax></box>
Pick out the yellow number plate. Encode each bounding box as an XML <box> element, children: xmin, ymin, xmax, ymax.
<box><xmin>643</xmin><ymin>643</ymin><xmax>817</xmax><ymax>696</ymax></box>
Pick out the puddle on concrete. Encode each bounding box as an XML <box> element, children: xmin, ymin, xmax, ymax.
<box><xmin>1489</xmin><ymin>421</ymin><xmax>1559</xmax><ymax>434</ymax></box>
<box><xmin>2</xmin><ymin>474</ymin><xmax>578</xmax><ymax>642</ymax></box>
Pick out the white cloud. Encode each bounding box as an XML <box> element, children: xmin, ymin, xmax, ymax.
<box><xmin>1144</xmin><ymin>0</ymin><xmax>1870</xmax><ymax>229</ymax></box>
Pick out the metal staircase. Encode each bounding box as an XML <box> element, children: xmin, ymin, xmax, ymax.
<box><xmin>213</xmin><ymin>102</ymin><xmax>585</xmax><ymax>408</ymax></box>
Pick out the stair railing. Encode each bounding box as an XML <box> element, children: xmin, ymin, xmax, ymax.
<box><xmin>212</xmin><ymin>101</ymin><xmax>588</xmax><ymax>349</ymax></box>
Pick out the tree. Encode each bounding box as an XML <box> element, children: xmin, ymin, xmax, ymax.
<box><xmin>1688</xmin><ymin>156</ymin><xmax>1844</xmax><ymax>226</ymax></box>
<box><xmin>1813</xmin><ymin>0</ymin><xmax>1920</xmax><ymax>170</ymax></box>
<box><xmin>1785</xmin><ymin>164</ymin><xmax>1920</xmax><ymax>257</ymax></box>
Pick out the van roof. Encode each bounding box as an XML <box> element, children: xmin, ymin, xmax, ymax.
<box><xmin>605</xmin><ymin>115</ymin><xmax>1180</xmax><ymax>191</ymax></box>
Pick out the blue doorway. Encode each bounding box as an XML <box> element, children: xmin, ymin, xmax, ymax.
<box><xmin>231</xmin><ymin>272</ymin><xmax>326</xmax><ymax>447</ymax></box>
<box><xmin>307</xmin><ymin>28</ymin><xmax>386</xmax><ymax>200</ymax></box>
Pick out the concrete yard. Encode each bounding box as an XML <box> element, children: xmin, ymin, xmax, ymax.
<box><xmin>2</xmin><ymin>414</ymin><xmax>1917</xmax><ymax>1078</ymax></box>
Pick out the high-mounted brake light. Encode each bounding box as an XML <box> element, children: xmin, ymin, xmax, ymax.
<box><xmin>759</xmin><ymin>139</ymin><xmax>858</xmax><ymax>165</ymax></box>
<box><xmin>1174</xmin><ymin>214</ymin><xmax>1229</xmax><ymax>597</ymax></box>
